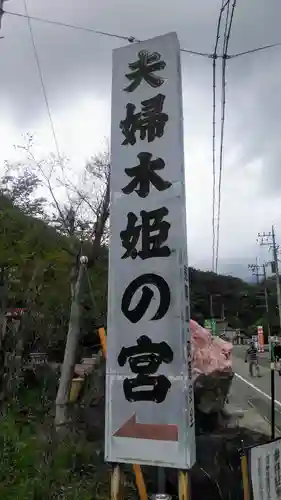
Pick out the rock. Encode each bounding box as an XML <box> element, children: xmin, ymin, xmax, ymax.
<box><xmin>194</xmin><ymin>370</ymin><xmax>234</xmax><ymax>434</ymax></box>
<box><xmin>194</xmin><ymin>370</ymin><xmax>234</xmax><ymax>414</ymax></box>
<box><xmin>73</xmin><ymin>353</ymin><xmax>106</xmax><ymax>441</ymax></box>
<box><xmin>166</xmin><ymin>426</ymin><xmax>269</xmax><ymax>500</ymax></box>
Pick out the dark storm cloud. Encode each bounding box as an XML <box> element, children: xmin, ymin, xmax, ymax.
<box><xmin>227</xmin><ymin>48</ymin><xmax>281</xmax><ymax>195</ymax></box>
<box><xmin>1</xmin><ymin>0</ymin><xmax>281</xmax><ymax>194</ymax></box>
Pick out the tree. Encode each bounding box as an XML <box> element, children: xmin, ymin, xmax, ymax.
<box><xmin>0</xmin><ymin>168</ymin><xmax>46</xmax><ymax>218</ymax></box>
<box><xmin>1</xmin><ymin>134</ymin><xmax>110</xmax><ymax>430</ymax></box>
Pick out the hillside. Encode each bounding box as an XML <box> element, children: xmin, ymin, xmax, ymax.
<box><xmin>0</xmin><ymin>195</ymin><xmax>279</xmax><ymax>346</ymax></box>
<box><xmin>0</xmin><ymin>194</ymin><xmax>108</xmax><ymax>357</ymax></box>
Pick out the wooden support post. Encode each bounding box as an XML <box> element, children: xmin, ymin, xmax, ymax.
<box><xmin>133</xmin><ymin>464</ymin><xmax>148</xmax><ymax>500</ymax></box>
<box><xmin>240</xmin><ymin>441</ymin><xmax>250</xmax><ymax>500</ymax></box>
<box><xmin>98</xmin><ymin>328</ymin><xmax>148</xmax><ymax>500</ymax></box>
<box><xmin>178</xmin><ymin>470</ymin><xmax>191</xmax><ymax>500</ymax></box>
<box><xmin>111</xmin><ymin>464</ymin><xmax>123</xmax><ymax>500</ymax></box>
<box><xmin>98</xmin><ymin>326</ymin><xmax>107</xmax><ymax>359</ymax></box>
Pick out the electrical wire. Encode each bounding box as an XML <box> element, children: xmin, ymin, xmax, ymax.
<box><xmin>180</xmin><ymin>47</ymin><xmax>213</xmax><ymax>57</ymax></box>
<box><xmin>23</xmin><ymin>0</ymin><xmax>61</xmax><ymax>161</ymax></box>
<box><xmin>215</xmin><ymin>0</ymin><xmax>237</xmax><ymax>274</ymax></box>
<box><xmin>4</xmin><ymin>8</ymin><xmax>281</xmax><ymax>61</ymax></box>
<box><xmin>211</xmin><ymin>0</ymin><xmax>230</xmax><ymax>272</ymax></box>
<box><xmin>230</xmin><ymin>42</ymin><xmax>281</xmax><ymax>59</ymax></box>
<box><xmin>4</xmin><ymin>8</ymin><xmax>212</xmax><ymax>56</ymax></box>
<box><xmin>5</xmin><ymin>8</ymin><xmax>138</xmax><ymax>43</ymax></box>
<box><xmin>214</xmin><ymin>2</ymin><xmax>230</xmax><ymax>274</ymax></box>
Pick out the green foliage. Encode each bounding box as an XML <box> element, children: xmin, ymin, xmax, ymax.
<box><xmin>0</xmin><ymin>193</ymin><xmax>107</xmax><ymax>358</ymax></box>
<box><xmin>0</xmin><ymin>170</ymin><xmax>46</xmax><ymax>218</ymax></box>
<box><xmin>0</xmin><ymin>409</ymin><xmax>112</xmax><ymax>499</ymax></box>
<box><xmin>189</xmin><ymin>267</ymin><xmax>279</xmax><ymax>335</ymax></box>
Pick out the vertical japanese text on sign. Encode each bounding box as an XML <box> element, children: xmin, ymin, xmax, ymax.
<box><xmin>105</xmin><ymin>32</ymin><xmax>195</xmax><ymax>469</ymax></box>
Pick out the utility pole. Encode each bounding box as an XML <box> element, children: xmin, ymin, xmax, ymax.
<box><xmin>221</xmin><ymin>302</ymin><xmax>225</xmax><ymax>321</ymax></box>
<box><xmin>0</xmin><ymin>0</ymin><xmax>8</xmax><ymax>32</ymax></box>
<box><xmin>257</xmin><ymin>227</ymin><xmax>281</xmax><ymax>332</ymax></box>
<box><xmin>262</xmin><ymin>264</ymin><xmax>271</xmax><ymax>338</ymax></box>
<box><xmin>257</xmin><ymin>227</ymin><xmax>281</xmax><ymax>440</ymax></box>
<box><xmin>248</xmin><ymin>261</ymin><xmax>271</xmax><ymax>337</ymax></box>
<box><xmin>210</xmin><ymin>294</ymin><xmax>214</xmax><ymax>319</ymax></box>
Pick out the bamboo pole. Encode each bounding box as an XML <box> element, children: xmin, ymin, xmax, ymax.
<box><xmin>240</xmin><ymin>441</ymin><xmax>250</xmax><ymax>500</ymax></box>
<box><xmin>111</xmin><ymin>464</ymin><xmax>122</xmax><ymax>500</ymax></box>
<box><xmin>178</xmin><ymin>470</ymin><xmax>191</xmax><ymax>500</ymax></box>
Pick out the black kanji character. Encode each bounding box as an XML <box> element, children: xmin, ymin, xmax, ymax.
<box><xmin>187</xmin><ymin>360</ymin><xmax>192</xmax><ymax>381</ymax></box>
<box><xmin>266</xmin><ymin>454</ymin><xmax>271</xmax><ymax>499</ymax></box>
<box><xmin>122</xmin><ymin>152</ymin><xmax>172</xmax><ymax>198</ymax></box>
<box><xmin>120</xmin><ymin>207</ymin><xmax>171</xmax><ymax>259</ymax></box>
<box><xmin>121</xmin><ymin>273</ymin><xmax>170</xmax><ymax>324</ymax></box>
<box><xmin>118</xmin><ymin>334</ymin><xmax>173</xmax><ymax>374</ymax></box>
<box><xmin>188</xmin><ymin>384</ymin><xmax>193</xmax><ymax>404</ymax></box>
<box><xmin>120</xmin><ymin>94</ymin><xmax>168</xmax><ymax>145</ymax></box>
<box><xmin>123</xmin><ymin>373</ymin><xmax>171</xmax><ymax>403</ymax></box>
<box><xmin>124</xmin><ymin>50</ymin><xmax>166</xmax><ymax>92</ymax></box>
<box><xmin>275</xmin><ymin>448</ymin><xmax>281</xmax><ymax>492</ymax></box>
<box><xmin>120</xmin><ymin>104</ymin><xmax>140</xmax><ymax>146</ymax></box>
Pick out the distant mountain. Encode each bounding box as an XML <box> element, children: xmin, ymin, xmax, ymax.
<box><xmin>188</xmin><ymin>266</ymin><xmax>280</xmax><ymax>336</ymax></box>
<box><xmin>192</xmin><ymin>257</ymin><xmax>255</xmax><ymax>282</ymax></box>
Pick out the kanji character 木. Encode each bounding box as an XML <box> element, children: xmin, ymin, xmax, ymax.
<box><xmin>122</xmin><ymin>152</ymin><xmax>172</xmax><ymax>198</ymax></box>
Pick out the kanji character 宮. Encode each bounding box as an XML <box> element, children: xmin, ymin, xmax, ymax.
<box><xmin>118</xmin><ymin>334</ymin><xmax>173</xmax><ymax>374</ymax></box>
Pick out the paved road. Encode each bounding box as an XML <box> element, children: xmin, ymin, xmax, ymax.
<box><xmin>232</xmin><ymin>345</ymin><xmax>281</xmax><ymax>433</ymax></box>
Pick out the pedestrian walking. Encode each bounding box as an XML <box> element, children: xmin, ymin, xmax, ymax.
<box><xmin>245</xmin><ymin>342</ymin><xmax>261</xmax><ymax>377</ymax></box>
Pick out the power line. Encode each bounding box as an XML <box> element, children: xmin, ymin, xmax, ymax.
<box><xmin>5</xmin><ymin>8</ymin><xmax>138</xmax><ymax>43</ymax></box>
<box><xmin>3</xmin><ymin>8</ymin><xmax>213</xmax><ymax>56</ymax></box>
<box><xmin>4</xmin><ymin>8</ymin><xmax>281</xmax><ymax>61</ymax></box>
<box><xmin>23</xmin><ymin>0</ymin><xmax>61</xmax><ymax>160</ymax></box>
<box><xmin>215</xmin><ymin>0</ymin><xmax>237</xmax><ymax>274</ymax></box>
<box><xmin>211</xmin><ymin>0</ymin><xmax>230</xmax><ymax>272</ymax></box>
<box><xmin>230</xmin><ymin>42</ymin><xmax>281</xmax><ymax>59</ymax></box>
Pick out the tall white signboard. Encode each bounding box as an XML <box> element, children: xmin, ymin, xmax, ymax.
<box><xmin>105</xmin><ymin>32</ymin><xmax>195</xmax><ymax>468</ymax></box>
<box><xmin>250</xmin><ymin>439</ymin><xmax>281</xmax><ymax>500</ymax></box>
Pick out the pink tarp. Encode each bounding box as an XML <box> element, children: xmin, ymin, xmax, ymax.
<box><xmin>190</xmin><ymin>319</ymin><xmax>233</xmax><ymax>379</ymax></box>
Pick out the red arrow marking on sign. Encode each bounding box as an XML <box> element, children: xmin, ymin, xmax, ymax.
<box><xmin>114</xmin><ymin>414</ymin><xmax>178</xmax><ymax>441</ymax></box>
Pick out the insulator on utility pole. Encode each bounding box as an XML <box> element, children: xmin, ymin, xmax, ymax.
<box><xmin>248</xmin><ymin>259</ymin><xmax>261</xmax><ymax>285</ymax></box>
<box><xmin>248</xmin><ymin>259</ymin><xmax>271</xmax><ymax>334</ymax></box>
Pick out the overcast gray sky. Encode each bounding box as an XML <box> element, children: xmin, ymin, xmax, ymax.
<box><xmin>1</xmin><ymin>0</ymin><xmax>281</xmax><ymax>278</ymax></box>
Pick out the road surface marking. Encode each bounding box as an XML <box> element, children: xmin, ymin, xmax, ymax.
<box><xmin>235</xmin><ymin>372</ymin><xmax>281</xmax><ymax>408</ymax></box>
<box><xmin>247</xmin><ymin>399</ymin><xmax>281</xmax><ymax>433</ymax></box>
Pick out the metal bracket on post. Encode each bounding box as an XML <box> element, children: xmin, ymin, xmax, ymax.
<box><xmin>151</xmin><ymin>495</ymin><xmax>172</xmax><ymax>500</ymax></box>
